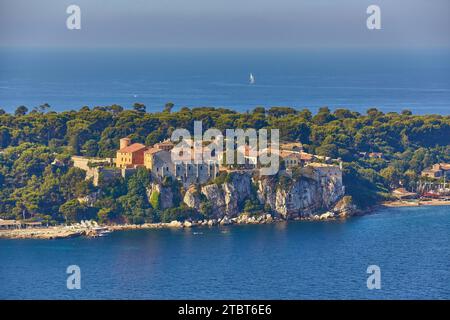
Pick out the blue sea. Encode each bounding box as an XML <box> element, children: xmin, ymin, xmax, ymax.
<box><xmin>0</xmin><ymin>48</ymin><xmax>449</xmax><ymax>114</ymax></box>
<box><xmin>0</xmin><ymin>206</ymin><xmax>449</xmax><ymax>299</ymax></box>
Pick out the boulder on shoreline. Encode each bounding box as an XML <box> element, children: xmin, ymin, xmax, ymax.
<box><xmin>219</xmin><ymin>217</ymin><xmax>232</xmax><ymax>225</ymax></box>
<box><xmin>0</xmin><ymin>201</ymin><xmax>369</xmax><ymax>240</ymax></box>
<box><xmin>319</xmin><ymin>212</ymin><xmax>334</xmax><ymax>220</ymax></box>
<box><xmin>168</xmin><ymin>220</ymin><xmax>183</xmax><ymax>228</ymax></box>
<box><xmin>332</xmin><ymin>196</ymin><xmax>358</xmax><ymax>218</ymax></box>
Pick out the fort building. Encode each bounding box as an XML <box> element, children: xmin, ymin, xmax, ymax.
<box><xmin>116</xmin><ymin>138</ymin><xmax>147</xmax><ymax>169</ymax></box>
<box><xmin>73</xmin><ymin>137</ymin><xmax>338</xmax><ymax>189</ymax></box>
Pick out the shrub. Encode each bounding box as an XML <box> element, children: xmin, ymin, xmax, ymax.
<box><xmin>149</xmin><ymin>190</ymin><xmax>160</xmax><ymax>210</ymax></box>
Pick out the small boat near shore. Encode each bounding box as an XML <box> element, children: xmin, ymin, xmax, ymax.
<box><xmin>89</xmin><ymin>227</ymin><xmax>112</xmax><ymax>237</ymax></box>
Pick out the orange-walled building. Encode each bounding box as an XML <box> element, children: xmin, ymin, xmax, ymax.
<box><xmin>116</xmin><ymin>138</ymin><xmax>147</xmax><ymax>168</ymax></box>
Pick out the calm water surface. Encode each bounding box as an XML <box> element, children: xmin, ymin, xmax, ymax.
<box><xmin>1</xmin><ymin>48</ymin><xmax>449</xmax><ymax>114</ymax></box>
<box><xmin>0</xmin><ymin>206</ymin><xmax>449</xmax><ymax>299</ymax></box>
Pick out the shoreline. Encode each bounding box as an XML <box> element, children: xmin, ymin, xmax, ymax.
<box><xmin>381</xmin><ymin>199</ymin><xmax>450</xmax><ymax>208</ymax></box>
<box><xmin>1</xmin><ymin>201</ymin><xmax>449</xmax><ymax>240</ymax></box>
<box><xmin>0</xmin><ymin>213</ymin><xmax>344</xmax><ymax>240</ymax></box>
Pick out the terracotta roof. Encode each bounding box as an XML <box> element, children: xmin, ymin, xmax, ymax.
<box><xmin>238</xmin><ymin>145</ymin><xmax>258</xmax><ymax>157</ymax></box>
<box><xmin>118</xmin><ymin>143</ymin><xmax>147</xmax><ymax>153</ymax></box>
<box><xmin>368</xmin><ymin>152</ymin><xmax>383</xmax><ymax>157</ymax></box>
<box><xmin>299</xmin><ymin>152</ymin><xmax>314</xmax><ymax>161</ymax></box>
<box><xmin>393</xmin><ymin>188</ymin><xmax>417</xmax><ymax>196</ymax></box>
<box><xmin>144</xmin><ymin>147</ymin><xmax>163</xmax><ymax>155</ymax></box>
<box><xmin>280</xmin><ymin>142</ymin><xmax>303</xmax><ymax>150</ymax></box>
<box><xmin>155</xmin><ymin>140</ymin><xmax>174</xmax><ymax>146</ymax></box>
<box><xmin>282</xmin><ymin>151</ymin><xmax>314</xmax><ymax>161</ymax></box>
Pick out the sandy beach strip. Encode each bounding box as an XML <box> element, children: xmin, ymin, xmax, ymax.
<box><xmin>382</xmin><ymin>200</ymin><xmax>450</xmax><ymax>207</ymax></box>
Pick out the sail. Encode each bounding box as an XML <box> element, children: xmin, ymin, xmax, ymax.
<box><xmin>249</xmin><ymin>73</ymin><xmax>255</xmax><ymax>84</ymax></box>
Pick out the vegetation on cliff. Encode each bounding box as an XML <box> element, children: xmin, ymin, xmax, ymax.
<box><xmin>0</xmin><ymin>105</ymin><xmax>448</xmax><ymax>223</ymax></box>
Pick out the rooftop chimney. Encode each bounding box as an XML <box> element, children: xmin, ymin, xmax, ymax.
<box><xmin>120</xmin><ymin>138</ymin><xmax>131</xmax><ymax>150</ymax></box>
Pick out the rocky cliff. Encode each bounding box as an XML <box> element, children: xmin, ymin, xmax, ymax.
<box><xmin>182</xmin><ymin>167</ymin><xmax>349</xmax><ymax>220</ymax></box>
<box><xmin>255</xmin><ymin>174</ymin><xmax>344</xmax><ymax>218</ymax></box>
<box><xmin>146</xmin><ymin>183</ymin><xmax>175</xmax><ymax>210</ymax></box>
<box><xmin>183</xmin><ymin>172</ymin><xmax>253</xmax><ymax>218</ymax></box>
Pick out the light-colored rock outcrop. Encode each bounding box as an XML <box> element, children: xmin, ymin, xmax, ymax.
<box><xmin>319</xmin><ymin>212</ymin><xmax>334</xmax><ymax>220</ymax></box>
<box><xmin>183</xmin><ymin>168</ymin><xmax>346</xmax><ymax>220</ymax></box>
<box><xmin>332</xmin><ymin>196</ymin><xmax>359</xmax><ymax>218</ymax></box>
<box><xmin>202</xmin><ymin>172</ymin><xmax>253</xmax><ymax>218</ymax></box>
<box><xmin>168</xmin><ymin>220</ymin><xmax>183</xmax><ymax>228</ymax></box>
<box><xmin>147</xmin><ymin>183</ymin><xmax>174</xmax><ymax>210</ymax></box>
<box><xmin>219</xmin><ymin>216</ymin><xmax>232</xmax><ymax>225</ymax></box>
<box><xmin>256</xmin><ymin>170</ymin><xmax>345</xmax><ymax>219</ymax></box>
<box><xmin>183</xmin><ymin>186</ymin><xmax>202</xmax><ymax>210</ymax></box>
<box><xmin>77</xmin><ymin>191</ymin><xmax>102</xmax><ymax>207</ymax></box>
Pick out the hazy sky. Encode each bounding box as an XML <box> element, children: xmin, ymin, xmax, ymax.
<box><xmin>0</xmin><ymin>0</ymin><xmax>449</xmax><ymax>48</ymax></box>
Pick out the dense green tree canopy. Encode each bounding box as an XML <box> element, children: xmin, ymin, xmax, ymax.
<box><xmin>0</xmin><ymin>105</ymin><xmax>448</xmax><ymax>220</ymax></box>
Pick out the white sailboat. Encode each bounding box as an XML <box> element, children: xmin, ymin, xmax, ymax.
<box><xmin>249</xmin><ymin>73</ymin><xmax>255</xmax><ymax>84</ymax></box>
